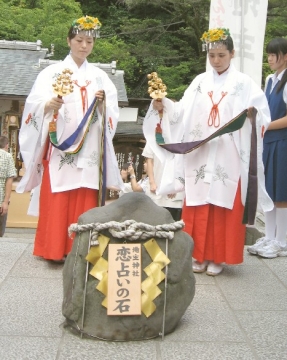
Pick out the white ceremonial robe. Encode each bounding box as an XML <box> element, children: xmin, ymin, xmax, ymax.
<box><xmin>143</xmin><ymin>64</ymin><xmax>273</xmax><ymax>213</ymax></box>
<box><xmin>142</xmin><ymin>143</ymin><xmax>184</xmax><ymax>209</ymax></box>
<box><xmin>17</xmin><ymin>55</ymin><xmax>123</xmax><ymax>214</ymax></box>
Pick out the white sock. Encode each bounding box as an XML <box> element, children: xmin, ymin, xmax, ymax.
<box><xmin>264</xmin><ymin>208</ymin><xmax>276</xmax><ymax>240</ymax></box>
<box><xmin>275</xmin><ymin>208</ymin><xmax>287</xmax><ymax>247</ymax></box>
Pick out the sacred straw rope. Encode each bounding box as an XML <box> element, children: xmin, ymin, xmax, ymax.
<box><xmin>69</xmin><ymin>219</ymin><xmax>185</xmax><ymax>242</ymax></box>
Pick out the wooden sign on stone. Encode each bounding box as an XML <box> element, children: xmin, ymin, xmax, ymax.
<box><xmin>107</xmin><ymin>243</ymin><xmax>142</xmax><ymax>316</ymax></box>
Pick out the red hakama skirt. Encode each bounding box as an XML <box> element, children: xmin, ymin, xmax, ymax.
<box><xmin>182</xmin><ymin>184</ymin><xmax>246</xmax><ymax>265</ymax></box>
<box><xmin>33</xmin><ymin>160</ymin><xmax>98</xmax><ymax>260</ymax></box>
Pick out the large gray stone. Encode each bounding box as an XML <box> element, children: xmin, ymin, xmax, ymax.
<box><xmin>62</xmin><ymin>192</ymin><xmax>195</xmax><ymax>341</ymax></box>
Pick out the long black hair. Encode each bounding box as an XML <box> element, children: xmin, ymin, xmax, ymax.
<box><xmin>266</xmin><ymin>38</ymin><xmax>287</xmax><ymax>93</ymax></box>
<box><xmin>225</xmin><ymin>35</ymin><xmax>234</xmax><ymax>52</ymax></box>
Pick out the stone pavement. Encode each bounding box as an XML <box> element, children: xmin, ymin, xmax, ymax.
<box><xmin>0</xmin><ymin>225</ymin><xmax>287</xmax><ymax>360</ymax></box>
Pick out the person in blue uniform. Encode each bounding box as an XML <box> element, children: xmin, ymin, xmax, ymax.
<box><xmin>248</xmin><ymin>38</ymin><xmax>287</xmax><ymax>258</ymax></box>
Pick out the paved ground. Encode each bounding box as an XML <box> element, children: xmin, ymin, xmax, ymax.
<box><xmin>1</xmin><ymin>223</ymin><xmax>287</xmax><ymax>360</ymax></box>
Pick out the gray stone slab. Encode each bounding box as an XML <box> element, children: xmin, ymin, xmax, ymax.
<box><xmin>9</xmin><ymin>244</ymin><xmax>64</xmax><ymax>279</ymax></box>
<box><xmin>1</xmin><ymin>220</ymin><xmax>287</xmax><ymax>360</ymax></box>
<box><xmin>0</xmin><ymin>242</ymin><xmax>28</xmax><ymax>283</ymax></box>
<box><xmin>159</xmin><ymin>342</ymin><xmax>256</xmax><ymax>360</ymax></box>
<box><xmin>236</xmin><ymin>310</ymin><xmax>287</xmax><ymax>360</ymax></box>
<box><xmin>166</xmin><ymin>307</ymin><xmax>246</xmax><ymax>343</ymax></box>
<box><xmin>255</xmin><ymin>345</ymin><xmax>287</xmax><ymax>360</ymax></box>
<box><xmin>3</xmin><ymin>232</ymin><xmax>35</xmax><ymax>239</ymax></box>
<box><xmin>5</xmin><ymin>227</ymin><xmax>36</xmax><ymax>234</ymax></box>
<box><xmin>0</xmin><ymin>336</ymin><xmax>60</xmax><ymax>360</ymax></box>
<box><xmin>0</xmin><ymin>237</ymin><xmax>34</xmax><ymax>244</ymax></box>
<box><xmin>193</xmin><ymin>272</ymin><xmax>215</xmax><ymax>284</ymax></box>
<box><xmin>0</xmin><ymin>277</ymin><xmax>64</xmax><ymax>337</ymax></box>
<box><xmin>216</xmin><ymin>264</ymin><xmax>287</xmax><ymax>311</ymax></box>
<box><xmin>58</xmin><ymin>332</ymin><xmax>158</xmax><ymax>360</ymax></box>
<box><xmin>191</xmin><ymin>284</ymin><xmax>228</xmax><ymax>310</ymax></box>
<box><xmin>261</xmin><ymin>257</ymin><xmax>287</xmax><ymax>288</ymax></box>
<box><xmin>166</xmin><ymin>286</ymin><xmax>245</xmax><ymax>342</ymax></box>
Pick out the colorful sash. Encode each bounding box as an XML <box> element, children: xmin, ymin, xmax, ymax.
<box><xmin>48</xmin><ymin>95</ymin><xmax>107</xmax><ymax>207</ymax></box>
<box><xmin>159</xmin><ymin>109</ymin><xmax>247</xmax><ymax>152</ymax></box>
<box><xmin>49</xmin><ymin>96</ymin><xmax>99</xmax><ymax>154</ymax></box>
<box><xmin>98</xmin><ymin>101</ymin><xmax>107</xmax><ymax>207</ymax></box>
<box><xmin>158</xmin><ymin>109</ymin><xmax>258</xmax><ymax>225</ymax></box>
<box><xmin>242</xmin><ymin>110</ymin><xmax>258</xmax><ymax>225</ymax></box>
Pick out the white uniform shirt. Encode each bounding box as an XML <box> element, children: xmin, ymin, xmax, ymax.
<box><xmin>142</xmin><ymin>143</ymin><xmax>184</xmax><ymax>209</ymax></box>
<box><xmin>265</xmin><ymin>70</ymin><xmax>287</xmax><ymax>104</ymax></box>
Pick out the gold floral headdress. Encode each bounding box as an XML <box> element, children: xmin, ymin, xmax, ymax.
<box><xmin>200</xmin><ymin>28</ymin><xmax>230</xmax><ymax>51</ymax></box>
<box><xmin>72</xmin><ymin>15</ymin><xmax>102</xmax><ymax>38</ymax></box>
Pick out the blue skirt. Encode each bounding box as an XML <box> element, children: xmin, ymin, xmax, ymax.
<box><xmin>263</xmin><ymin>138</ymin><xmax>287</xmax><ymax>202</ymax></box>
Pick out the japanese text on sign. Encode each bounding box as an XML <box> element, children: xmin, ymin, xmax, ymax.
<box><xmin>108</xmin><ymin>244</ymin><xmax>142</xmax><ymax>316</ymax></box>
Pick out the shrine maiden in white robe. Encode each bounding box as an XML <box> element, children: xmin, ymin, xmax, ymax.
<box><xmin>17</xmin><ymin>55</ymin><xmax>123</xmax><ymax>214</ymax></box>
<box><xmin>143</xmin><ymin>64</ymin><xmax>273</xmax><ymax>213</ymax></box>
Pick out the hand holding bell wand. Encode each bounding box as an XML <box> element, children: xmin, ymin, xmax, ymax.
<box><xmin>44</xmin><ymin>97</ymin><xmax>64</xmax><ymax>115</ymax></box>
<box><xmin>46</xmin><ymin>69</ymin><xmax>74</xmax><ymax>160</ymax></box>
<box><xmin>49</xmin><ymin>68</ymin><xmax>74</xmax><ymax>118</ymax></box>
<box><xmin>147</xmin><ymin>72</ymin><xmax>167</xmax><ymax>112</ymax></box>
<box><xmin>147</xmin><ymin>72</ymin><xmax>167</xmax><ymax>144</ymax></box>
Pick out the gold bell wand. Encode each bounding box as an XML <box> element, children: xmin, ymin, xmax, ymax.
<box><xmin>147</xmin><ymin>72</ymin><xmax>167</xmax><ymax>144</ymax></box>
<box><xmin>48</xmin><ymin>69</ymin><xmax>74</xmax><ymax>159</ymax></box>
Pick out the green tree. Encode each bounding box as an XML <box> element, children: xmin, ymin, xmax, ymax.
<box><xmin>90</xmin><ymin>37</ymin><xmax>139</xmax><ymax>94</ymax></box>
<box><xmin>0</xmin><ymin>0</ymin><xmax>82</xmax><ymax>58</ymax></box>
<box><xmin>262</xmin><ymin>0</ymin><xmax>287</xmax><ymax>84</ymax></box>
<box><xmin>2</xmin><ymin>0</ymin><xmax>287</xmax><ymax>98</ymax></box>
<box><xmin>107</xmin><ymin>0</ymin><xmax>210</xmax><ymax>97</ymax></box>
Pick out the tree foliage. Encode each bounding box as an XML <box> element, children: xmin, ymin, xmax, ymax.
<box><xmin>262</xmin><ymin>0</ymin><xmax>287</xmax><ymax>84</ymax></box>
<box><xmin>0</xmin><ymin>0</ymin><xmax>82</xmax><ymax>58</ymax></box>
<box><xmin>0</xmin><ymin>0</ymin><xmax>287</xmax><ymax>98</ymax></box>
